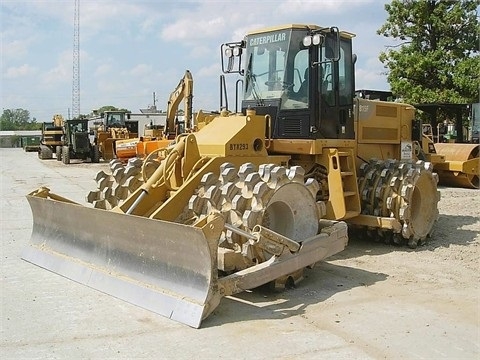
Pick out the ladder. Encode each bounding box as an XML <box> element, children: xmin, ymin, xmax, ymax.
<box><xmin>325</xmin><ymin>149</ymin><xmax>361</xmax><ymax>220</ymax></box>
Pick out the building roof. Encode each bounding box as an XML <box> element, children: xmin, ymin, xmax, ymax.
<box><xmin>0</xmin><ymin>130</ymin><xmax>42</xmax><ymax>136</ymax></box>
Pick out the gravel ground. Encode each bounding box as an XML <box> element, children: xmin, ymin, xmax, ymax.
<box><xmin>1</xmin><ymin>148</ymin><xmax>479</xmax><ymax>359</ymax></box>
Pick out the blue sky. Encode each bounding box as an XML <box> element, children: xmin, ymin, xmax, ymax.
<box><xmin>1</xmin><ymin>0</ymin><xmax>393</xmax><ymax>121</ymax></box>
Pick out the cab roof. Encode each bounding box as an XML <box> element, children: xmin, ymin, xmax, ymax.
<box><xmin>245</xmin><ymin>24</ymin><xmax>355</xmax><ymax>39</ymax></box>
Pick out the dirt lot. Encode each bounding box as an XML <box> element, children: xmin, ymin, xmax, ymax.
<box><xmin>1</xmin><ymin>148</ymin><xmax>479</xmax><ymax>359</ymax></box>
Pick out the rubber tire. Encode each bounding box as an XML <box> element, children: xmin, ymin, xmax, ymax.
<box><xmin>38</xmin><ymin>146</ymin><xmax>52</xmax><ymax>160</ymax></box>
<box><xmin>62</xmin><ymin>145</ymin><xmax>70</xmax><ymax>164</ymax></box>
<box><xmin>56</xmin><ymin>146</ymin><xmax>62</xmax><ymax>161</ymax></box>
<box><xmin>91</xmin><ymin>145</ymin><xmax>100</xmax><ymax>163</ymax></box>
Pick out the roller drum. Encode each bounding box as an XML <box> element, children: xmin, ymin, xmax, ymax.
<box><xmin>434</xmin><ymin>143</ymin><xmax>479</xmax><ymax>189</ymax></box>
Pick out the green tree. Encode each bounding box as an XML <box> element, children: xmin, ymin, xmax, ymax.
<box><xmin>378</xmin><ymin>0</ymin><xmax>480</xmax><ymax>106</ymax></box>
<box><xmin>0</xmin><ymin>108</ymin><xmax>41</xmax><ymax>130</ymax></box>
<box><xmin>93</xmin><ymin>106</ymin><xmax>130</xmax><ymax>115</ymax></box>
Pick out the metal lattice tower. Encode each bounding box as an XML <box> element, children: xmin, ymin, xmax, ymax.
<box><xmin>72</xmin><ymin>0</ymin><xmax>80</xmax><ymax>119</ymax></box>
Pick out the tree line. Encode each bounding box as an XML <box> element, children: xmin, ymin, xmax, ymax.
<box><xmin>0</xmin><ymin>106</ymin><xmax>132</xmax><ymax>131</ymax></box>
<box><xmin>0</xmin><ymin>109</ymin><xmax>41</xmax><ymax>131</ymax></box>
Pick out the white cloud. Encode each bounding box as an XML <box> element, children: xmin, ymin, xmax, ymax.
<box><xmin>1</xmin><ymin>39</ymin><xmax>31</xmax><ymax>60</ymax></box>
<box><xmin>278</xmin><ymin>0</ymin><xmax>331</xmax><ymax>15</ymax></box>
<box><xmin>139</xmin><ymin>17</ymin><xmax>155</xmax><ymax>32</ymax></box>
<box><xmin>197</xmin><ymin>63</ymin><xmax>218</xmax><ymax>78</ymax></box>
<box><xmin>4</xmin><ymin>64</ymin><xmax>36</xmax><ymax>78</ymax></box>
<box><xmin>94</xmin><ymin>63</ymin><xmax>112</xmax><ymax>76</ymax></box>
<box><xmin>161</xmin><ymin>17</ymin><xmax>226</xmax><ymax>42</ymax></box>
<box><xmin>40</xmin><ymin>51</ymin><xmax>73</xmax><ymax>86</ymax></box>
<box><xmin>189</xmin><ymin>45</ymin><xmax>212</xmax><ymax>59</ymax></box>
<box><xmin>355</xmin><ymin>67</ymin><xmax>389</xmax><ymax>90</ymax></box>
<box><xmin>1</xmin><ymin>93</ymin><xmax>28</xmax><ymax>108</ymax></box>
<box><xmin>129</xmin><ymin>64</ymin><xmax>153</xmax><ymax>77</ymax></box>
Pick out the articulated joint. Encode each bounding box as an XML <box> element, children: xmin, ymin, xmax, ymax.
<box><xmin>252</xmin><ymin>225</ymin><xmax>301</xmax><ymax>255</ymax></box>
<box><xmin>224</xmin><ymin>223</ymin><xmax>300</xmax><ymax>257</ymax></box>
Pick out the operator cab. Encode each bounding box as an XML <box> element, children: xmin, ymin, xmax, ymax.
<box><xmin>222</xmin><ymin>24</ymin><xmax>355</xmax><ymax>140</ymax></box>
<box><xmin>67</xmin><ymin>120</ymin><xmax>88</xmax><ymax>133</ymax></box>
<box><xmin>104</xmin><ymin>111</ymin><xmax>127</xmax><ymax>128</ymax></box>
<box><xmin>63</xmin><ymin>119</ymin><xmax>90</xmax><ymax>149</ymax></box>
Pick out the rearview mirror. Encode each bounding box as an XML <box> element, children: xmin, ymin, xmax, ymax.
<box><xmin>325</xmin><ymin>27</ymin><xmax>340</xmax><ymax>61</ymax></box>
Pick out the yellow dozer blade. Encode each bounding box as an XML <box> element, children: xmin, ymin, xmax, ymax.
<box><xmin>22</xmin><ymin>192</ymin><xmax>224</xmax><ymax>328</ymax></box>
<box><xmin>22</xmin><ymin>187</ymin><xmax>348</xmax><ymax>328</ymax></box>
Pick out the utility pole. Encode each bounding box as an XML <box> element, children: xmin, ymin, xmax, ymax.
<box><xmin>72</xmin><ymin>0</ymin><xmax>80</xmax><ymax>120</ymax></box>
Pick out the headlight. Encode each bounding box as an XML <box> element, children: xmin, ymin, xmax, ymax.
<box><xmin>303</xmin><ymin>36</ymin><xmax>312</xmax><ymax>47</ymax></box>
<box><xmin>312</xmin><ymin>34</ymin><xmax>323</xmax><ymax>46</ymax></box>
<box><xmin>233</xmin><ymin>46</ymin><xmax>242</xmax><ymax>57</ymax></box>
<box><xmin>224</xmin><ymin>48</ymin><xmax>233</xmax><ymax>58</ymax></box>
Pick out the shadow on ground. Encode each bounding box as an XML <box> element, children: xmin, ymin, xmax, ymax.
<box><xmin>336</xmin><ymin>213</ymin><xmax>479</xmax><ymax>259</ymax></box>
<box><xmin>202</xmin><ymin>262</ymin><xmax>387</xmax><ymax>328</ymax></box>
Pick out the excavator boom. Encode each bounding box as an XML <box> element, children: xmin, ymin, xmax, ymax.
<box><xmin>166</xmin><ymin>70</ymin><xmax>193</xmax><ymax>136</ymax></box>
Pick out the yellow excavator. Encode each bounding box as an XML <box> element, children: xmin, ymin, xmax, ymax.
<box><xmin>165</xmin><ymin>69</ymin><xmax>194</xmax><ymax>136</ymax></box>
<box><xmin>23</xmin><ymin>24</ymin><xmax>441</xmax><ymax>328</ymax></box>
<box><xmin>114</xmin><ymin>70</ymin><xmax>194</xmax><ymax>161</ymax></box>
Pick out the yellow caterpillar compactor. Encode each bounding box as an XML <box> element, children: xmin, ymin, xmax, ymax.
<box><xmin>23</xmin><ymin>24</ymin><xmax>441</xmax><ymax>328</ymax></box>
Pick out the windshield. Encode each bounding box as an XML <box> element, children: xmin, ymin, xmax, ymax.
<box><xmin>245</xmin><ymin>29</ymin><xmax>309</xmax><ymax>110</ymax></box>
<box><xmin>244</xmin><ymin>28</ymin><xmax>353</xmax><ymax>111</ymax></box>
<box><xmin>106</xmin><ymin>113</ymin><xmax>125</xmax><ymax>127</ymax></box>
<box><xmin>69</xmin><ymin>121</ymin><xmax>87</xmax><ymax>133</ymax></box>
